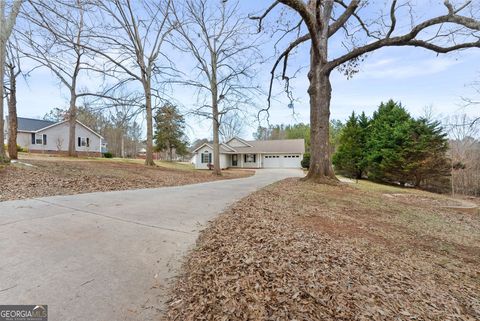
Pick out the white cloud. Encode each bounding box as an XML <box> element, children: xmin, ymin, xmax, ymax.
<box><xmin>357</xmin><ymin>57</ymin><xmax>460</xmax><ymax>80</ymax></box>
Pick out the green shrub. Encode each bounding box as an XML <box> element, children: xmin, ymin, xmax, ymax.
<box><xmin>301</xmin><ymin>153</ymin><xmax>310</xmax><ymax>169</ymax></box>
<box><xmin>16</xmin><ymin>145</ymin><xmax>24</xmax><ymax>152</ymax></box>
<box><xmin>103</xmin><ymin>152</ymin><xmax>113</xmax><ymax>158</ymax></box>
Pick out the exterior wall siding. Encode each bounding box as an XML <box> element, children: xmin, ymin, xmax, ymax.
<box><xmin>16</xmin><ymin>122</ymin><xmax>102</xmax><ymax>154</ymax></box>
<box><xmin>226</xmin><ymin>138</ymin><xmax>249</xmax><ymax>147</ymax></box>
<box><xmin>195</xmin><ymin>145</ymin><xmax>228</xmax><ymax>170</ymax></box>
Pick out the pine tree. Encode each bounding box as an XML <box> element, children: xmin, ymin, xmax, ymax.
<box><xmin>404</xmin><ymin>118</ymin><xmax>450</xmax><ymax>186</ymax></box>
<box><xmin>366</xmin><ymin>100</ymin><xmax>449</xmax><ymax>186</ymax></box>
<box><xmin>366</xmin><ymin>100</ymin><xmax>414</xmax><ymax>185</ymax></box>
<box><xmin>154</xmin><ymin>103</ymin><xmax>188</xmax><ymax>161</ymax></box>
<box><xmin>333</xmin><ymin>112</ymin><xmax>369</xmax><ymax>179</ymax></box>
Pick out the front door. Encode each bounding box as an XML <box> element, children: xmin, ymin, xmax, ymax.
<box><xmin>232</xmin><ymin>154</ymin><xmax>238</xmax><ymax>166</ymax></box>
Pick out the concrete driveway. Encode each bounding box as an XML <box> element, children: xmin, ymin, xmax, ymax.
<box><xmin>0</xmin><ymin>169</ymin><xmax>303</xmax><ymax>321</ymax></box>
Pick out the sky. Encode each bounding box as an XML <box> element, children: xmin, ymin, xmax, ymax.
<box><xmin>12</xmin><ymin>0</ymin><xmax>480</xmax><ymax>141</ymax></box>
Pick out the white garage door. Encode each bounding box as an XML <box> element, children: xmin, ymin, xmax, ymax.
<box><xmin>263</xmin><ymin>154</ymin><xmax>301</xmax><ymax>168</ymax></box>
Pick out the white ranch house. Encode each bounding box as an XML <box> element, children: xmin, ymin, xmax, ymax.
<box><xmin>5</xmin><ymin>117</ymin><xmax>103</xmax><ymax>156</ymax></box>
<box><xmin>193</xmin><ymin>137</ymin><xmax>305</xmax><ymax>169</ymax></box>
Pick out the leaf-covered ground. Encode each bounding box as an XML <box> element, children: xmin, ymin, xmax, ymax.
<box><xmin>164</xmin><ymin>179</ymin><xmax>479</xmax><ymax>321</ymax></box>
<box><xmin>0</xmin><ymin>154</ymin><xmax>253</xmax><ymax>201</ymax></box>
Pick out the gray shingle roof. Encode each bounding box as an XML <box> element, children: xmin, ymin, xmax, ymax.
<box><xmin>224</xmin><ymin>138</ymin><xmax>305</xmax><ymax>154</ymax></box>
<box><xmin>17</xmin><ymin>117</ymin><xmax>56</xmax><ymax>132</ymax></box>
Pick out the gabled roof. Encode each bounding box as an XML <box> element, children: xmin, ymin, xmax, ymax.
<box><xmin>38</xmin><ymin>120</ymin><xmax>103</xmax><ymax>139</ymax></box>
<box><xmin>11</xmin><ymin>116</ymin><xmax>103</xmax><ymax>139</ymax></box>
<box><xmin>194</xmin><ymin>137</ymin><xmax>305</xmax><ymax>154</ymax></box>
<box><xmin>229</xmin><ymin>139</ymin><xmax>305</xmax><ymax>154</ymax></box>
<box><xmin>16</xmin><ymin>117</ymin><xmax>56</xmax><ymax>132</ymax></box>
<box><xmin>192</xmin><ymin>142</ymin><xmax>236</xmax><ymax>153</ymax></box>
<box><xmin>225</xmin><ymin>136</ymin><xmax>253</xmax><ymax>147</ymax></box>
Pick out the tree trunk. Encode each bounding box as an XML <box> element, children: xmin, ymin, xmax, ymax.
<box><xmin>0</xmin><ymin>40</ymin><xmax>8</xmax><ymax>163</ymax></box>
<box><xmin>211</xmin><ymin>87</ymin><xmax>221</xmax><ymax>176</ymax></box>
<box><xmin>7</xmin><ymin>64</ymin><xmax>17</xmax><ymax>160</ymax></box>
<box><xmin>210</xmin><ymin>57</ymin><xmax>221</xmax><ymax>175</ymax></box>
<box><xmin>121</xmin><ymin>134</ymin><xmax>125</xmax><ymax>158</ymax></box>
<box><xmin>304</xmin><ymin>58</ymin><xmax>337</xmax><ymax>182</ymax></box>
<box><xmin>212</xmin><ymin>109</ymin><xmax>221</xmax><ymax>176</ymax></box>
<box><xmin>144</xmin><ymin>81</ymin><xmax>155</xmax><ymax>166</ymax></box>
<box><xmin>68</xmin><ymin>90</ymin><xmax>77</xmax><ymax>157</ymax></box>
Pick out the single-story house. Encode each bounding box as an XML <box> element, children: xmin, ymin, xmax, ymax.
<box><xmin>4</xmin><ymin>117</ymin><xmax>103</xmax><ymax>156</ymax></box>
<box><xmin>193</xmin><ymin>137</ymin><xmax>305</xmax><ymax>169</ymax></box>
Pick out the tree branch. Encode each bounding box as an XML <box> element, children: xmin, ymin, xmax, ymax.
<box><xmin>249</xmin><ymin>1</ymin><xmax>279</xmax><ymax>32</ymax></box>
<box><xmin>327</xmin><ymin>8</ymin><xmax>480</xmax><ymax>71</ymax></box>
<box><xmin>329</xmin><ymin>0</ymin><xmax>359</xmax><ymax>36</ymax></box>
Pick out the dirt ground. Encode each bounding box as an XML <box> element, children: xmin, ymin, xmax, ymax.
<box><xmin>164</xmin><ymin>178</ymin><xmax>479</xmax><ymax>320</ymax></box>
<box><xmin>0</xmin><ymin>154</ymin><xmax>253</xmax><ymax>201</ymax></box>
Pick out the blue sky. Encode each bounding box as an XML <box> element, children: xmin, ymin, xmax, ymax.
<box><xmin>13</xmin><ymin>0</ymin><xmax>480</xmax><ymax>141</ymax></box>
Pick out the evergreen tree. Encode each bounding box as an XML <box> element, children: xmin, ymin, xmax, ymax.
<box><xmin>333</xmin><ymin>112</ymin><xmax>369</xmax><ymax>179</ymax></box>
<box><xmin>366</xmin><ymin>100</ymin><xmax>414</xmax><ymax>185</ymax></box>
<box><xmin>154</xmin><ymin>103</ymin><xmax>188</xmax><ymax>161</ymax></box>
<box><xmin>366</xmin><ymin>100</ymin><xmax>449</xmax><ymax>186</ymax></box>
<box><xmin>404</xmin><ymin>118</ymin><xmax>450</xmax><ymax>186</ymax></box>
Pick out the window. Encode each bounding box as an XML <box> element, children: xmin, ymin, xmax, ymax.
<box><xmin>78</xmin><ymin>137</ymin><xmax>90</xmax><ymax>147</ymax></box>
<box><xmin>244</xmin><ymin>154</ymin><xmax>256</xmax><ymax>163</ymax></box>
<box><xmin>32</xmin><ymin>133</ymin><xmax>47</xmax><ymax>145</ymax></box>
<box><xmin>201</xmin><ymin>151</ymin><xmax>211</xmax><ymax>163</ymax></box>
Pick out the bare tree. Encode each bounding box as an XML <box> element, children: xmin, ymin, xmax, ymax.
<box><xmin>171</xmin><ymin>0</ymin><xmax>260</xmax><ymax>175</ymax></box>
<box><xmin>0</xmin><ymin>0</ymin><xmax>22</xmax><ymax>163</ymax></box>
<box><xmin>20</xmin><ymin>0</ymin><xmax>100</xmax><ymax>157</ymax></box>
<box><xmin>5</xmin><ymin>37</ymin><xmax>22</xmax><ymax>160</ymax></box>
<box><xmin>83</xmin><ymin>0</ymin><xmax>176</xmax><ymax>166</ymax></box>
<box><xmin>447</xmin><ymin>114</ymin><xmax>480</xmax><ymax>196</ymax></box>
<box><xmin>219</xmin><ymin>111</ymin><xmax>246</xmax><ymax>141</ymax></box>
<box><xmin>461</xmin><ymin>78</ymin><xmax>480</xmax><ymax>125</ymax></box>
<box><xmin>252</xmin><ymin>0</ymin><xmax>480</xmax><ymax>182</ymax></box>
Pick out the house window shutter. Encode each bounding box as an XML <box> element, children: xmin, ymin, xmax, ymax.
<box><xmin>208</xmin><ymin>153</ymin><xmax>212</xmax><ymax>163</ymax></box>
<box><xmin>244</xmin><ymin>154</ymin><xmax>247</xmax><ymax>163</ymax></box>
<box><xmin>78</xmin><ymin>137</ymin><xmax>81</xmax><ymax>147</ymax></box>
<box><xmin>31</xmin><ymin>133</ymin><xmax>35</xmax><ymax>144</ymax></box>
<box><xmin>253</xmin><ymin>154</ymin><xmax>256</xmax><ymax>163</ymax></box>
<box><xmin>43</xmin><ymin>134</ymin><xmax>47</xmax><ymax>145</ymax></box>
<box><xmin>86</xmin><ymin>138</ymin><xmax>90</xmax><ymax>147</ymax></box>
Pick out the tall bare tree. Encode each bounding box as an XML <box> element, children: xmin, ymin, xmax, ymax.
<box><xmin>253</xmin><ymin>0</ymin><xmax>480</xmax><ymax>182</ymax></box>
<box><xmin>172</xmin><ymin>0</ymin><xmax>260</xmax><ymax>175</ymax></box>
<box><xmin>21</xmin><ymin>0</ymin><xmax>98</xmax><ymax>157</ymax></box>
<box><xmin>0</xmin><ymin>0</ymin><xmax>22</xmax><ymax>163</ymax></box>
<box><xmin>5</xmin><ymin>37</ymin><xmax>22</xmax><ymax>159</ymax></box>
<box><xmin>84</xmin><ymin>0</ymin><xmax>176</xmax><ymax>166</ymax></box>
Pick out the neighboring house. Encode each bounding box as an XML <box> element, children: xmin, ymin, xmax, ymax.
<box><xmin>4</xmin><ymin>117</ymin><xmax>103</xmax><ymax>156</ymax></box>
<box><xmin>193</xmin><ymin>137</ymin><xmax>305</xmax><ymax>169</ymax></box>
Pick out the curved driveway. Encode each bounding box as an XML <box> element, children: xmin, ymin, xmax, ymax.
<box><xmin>0</xmin><ymin>169</ymin><xmax>303</xmax><ymax>321</ymax></box>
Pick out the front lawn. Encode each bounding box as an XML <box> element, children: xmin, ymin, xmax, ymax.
<box><xmin>0</xmin><ymin>153</ymin><xmax>253</xmax><ymax>201</ymax></box>
<box><xmin>164</xmin><ymin>179</ymin><xmax>479</xmax><ymax>320</ymax></box>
